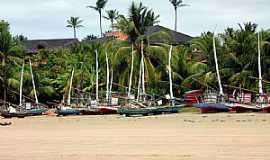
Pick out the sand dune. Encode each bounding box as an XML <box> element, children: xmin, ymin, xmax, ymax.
<box><xmin>1</xmin><ymin>113</ymin><xmax>270</xmax><ymax>160</ymax></box>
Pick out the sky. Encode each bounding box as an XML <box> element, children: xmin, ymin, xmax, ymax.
<box><xmin>0</xmin><ymin>0</ymin><xmax>270</xmax><ymax>40</ymax></box>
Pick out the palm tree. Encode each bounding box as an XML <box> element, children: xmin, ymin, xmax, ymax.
<box><xmin>66</xmin><ymin>17</ymin><xmax>83</xmax><ymax>39</ymax></box>
<box><xmin>0</xmin><ymin>20</ymin><xmax>14</xmax><ymax>108</ymax></box>
<box><xmin>169</xmin><ymin>0</ymin><xmax>188</xmax><ymax>31</ymax></box>
<box><xmin>103</xmin><ymin>9</ymin><xmax>120</xmax><ymax>31</ymax></box>
<box><xmin>88</xmin><ymin>0</ymin><xmax>108</xmax><ymax>37</ymax></box>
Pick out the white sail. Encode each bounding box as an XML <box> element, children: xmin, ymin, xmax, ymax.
<box><xmin>110</xmin><ymin>68</ymin><xmax>113</xmax><ymax>96</ymax></box>
<box><xmin>213</xmin><ymin>33</ymin><xmax>224</xmax><ymax>96</ymax></box>
<box><xmin>258</xmin><ymin>32</ymin><xmax>263</xmax><ymax>95</ymax></box>
<box><xmin>29</xmin><ymin>59</ymin><xmax>39</xmax><ymax>105</ymax></box>
<box><xmin>137</xmin><ymin>55</ymin><xmax>142</xmax><ymax>101</ymax></box>
<box><xmin>128</xmin><ymin>44</ymin><xmax>134</xmax><ymax>98</ymax></box>
<box><xmin>95</xmin><ymin>50</ymin><xmax>99</xmax><ymax>103</ymax></box>
<box><xmin>67</xmin><ymin>67</ymin><xmax>74</xmax><ymax>105</ymax></box>
<box><xmin>168</xmin><ymin>45</ymin><xmax>174</xmax><ymax>100</ymax></box>
<box><xmin>141</xmin><ymin>40</ymin><xmax>145</xmax><ymax>96</ymax></box>
<box><xmin>19</xmin><ymin>62</ymin><xmax>24</xmax><ymax>107</ymax></box>
<box><xmin>105</xmin><ymin>51</ymin><xmax>110</xmax><ymax>101</ymax></box>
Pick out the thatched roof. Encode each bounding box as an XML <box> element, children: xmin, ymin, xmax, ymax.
<box><xmin>24</xmin><ymin>38</ymin><xmax>79</xmax><ymax>53</ymax></box>
<box><xmin>145</xmin><ymin>25</ymin><xmax>192</xmax><ymax>45</ymax></box>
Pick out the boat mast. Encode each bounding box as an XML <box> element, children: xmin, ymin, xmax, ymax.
<box><xmin>95</xmin><ymin>50</ymin><xmax>99</xmax><ymax>103</ymax></box>
<box><xmin>213</xmin><ymin>33</ymin><xmax>224</xmax><ymax>96</ymax></box>
<box><xmin>168</xmin><ymin>45</ymin><xmax>174</xmax><ymax>105</ymax></box>
<box><xmin>67</xmin><ymin>67</ymin><xmax>75</xmax><ymax>105</ymax></box>
<box><xmin>137</xmin><ymin>40</ymin><xmax>145</xmax><ymax>101</ymax></box>
<box><xmin>141</xmin><ymin>40</ymin><xmax>145</xmax><ymax>97</ymax></box>
<box><xmin>128</xmin><ymin>44</ymin><xmax>134</xmax><ymax>98</ymax></box>
<box><xmin>105</xmin><ymin>51</ymin><xmax>110</xmax><ymax>102</ymax></box>
<box><xmin>258</xmin><ymin>32</ymin><xmax>263</xmax><ymax>103</ymax></box>
<box><xmin>19</xmin><ymin>61</ymin><xmax>24</xmax><ymax>107</ymax></box>
<box><xmin>29</xmin><ymin>59</ymin><xmax>39</xmax><ymax>105</ymax></box>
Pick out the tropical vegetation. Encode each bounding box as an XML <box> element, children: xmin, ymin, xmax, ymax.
<box><xmin>1</xmin><ymin>1</ymin><xmax>270</xmax><ymax>106</ymax></box>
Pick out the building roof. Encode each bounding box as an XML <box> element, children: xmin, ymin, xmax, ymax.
<box><xmin>23</xmin><ymin>38</ymin><xmax>79</xmax><ymax>53</ymax></box>
<box><xmin>145</xmin><ymin>25</ymin><xmax>193</xmax><ymax>45</ymax></box>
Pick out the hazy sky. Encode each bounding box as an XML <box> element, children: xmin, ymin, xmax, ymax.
<box><xmin>1</xmin><ymin>0</ymin><xmax>270</xmax><ymax>40</ymax></box>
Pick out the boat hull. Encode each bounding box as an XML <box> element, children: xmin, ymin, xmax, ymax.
<box><xmin>26</xmin><ymin>108</ymin><xmax>48</xmax><ymax>116</ymax></box>
<box><xmin>80</xmin><ymin>108</ymin><xmax>100</xmax><ymax>115</ymax></box>
<box><xmin>97</xmin><ymin>105</ymin><xmax>120</xmax><ymax>114</ymax></box>
<box><xmin>117</xmin><ymin>108</ymin><xmax>153</xmax><ymax>116</ymax></box>
<box><xmin>1</xmin><ymin>111</ymin><xmax>27</xmax><ymax>118</ymax></box>
<box><xmin>193</xmin><ymin>103</ymin><xmax>229</xmax><ymax>113</ymax></box>
<box><xmin>57</xmin><ymin>109</ymin><xmax>81</xmax><ymax>116</ymax></box>
<box><xmin>229</xmin><ymin>103</ymin><xmax>262</xmax><ymax>113</ymax></box>
<box><xmin>152</xmin><ymin>105</ymin><xmax>184</xmax><ymax>115</ymax></box>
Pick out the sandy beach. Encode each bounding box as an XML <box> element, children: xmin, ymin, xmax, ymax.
<box><xmin>1</xmin><ymin>113</ymin><xmax>270</xmax><ymax>160</ymax></box>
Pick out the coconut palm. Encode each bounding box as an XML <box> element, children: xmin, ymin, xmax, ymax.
<box><xmin>66</xmin><ymin>17</ymin><xmax>83</xmax><ymax>39</ymax></box>
<box><xmin>169</xmin><ymin>0</ymin><xmax>188</xmax><ymax>31</ymax></box>
<box><xmin>87</xmin><ymin>0</ymin><xmax>108</xmax><ymax>37</ymax></box>
<box><xmin>103</xmin><ymin>9</ymin><xmax>120</xmax><ymax>31</ymax></box>
<box><xmin>0</xmin><ymin>20</ymin><xmax>24</xmax><ymax>108</ymax></box>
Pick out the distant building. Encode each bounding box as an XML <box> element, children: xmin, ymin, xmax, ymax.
<box><xmin>145</xmin><ymin>25</ymin><xmax>192</xmax><ymax>45</ymax></box>
<box><xmin>84</xmin><ymin>25</ymin><xmax>192</xmax><ymax>45</ymax></box>
<box><xmin>23</xmin><ymin>38</ymin><xmax>79</xmax><ymax>54</ymax></box>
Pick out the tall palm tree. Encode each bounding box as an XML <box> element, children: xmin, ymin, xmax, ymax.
<box><xmin>66</xmin><ymin>17</ymin><xmax>83</xmax><ymax>39</ymax></box>
<box><xmin>103</xmin><ymin>9</ymin><xmax>120</xmax><ymax>31</ymax></box>
<box><xmin>88</xmin><ymin>0</ymin><xmax>108</xmax><ymax>37</ymax></box>
<box><xmin>0</xmin><ymin>20</ymin><xmax>14</xmax><ymax>108</ymax></box>
<box><xmin>169</xmin><ymin>0</ymin><xmax>188</xmax><ymax>31</ymax></box>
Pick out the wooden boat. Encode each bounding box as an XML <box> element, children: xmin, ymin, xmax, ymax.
<box><xmin>192</xmin><ymin>32</ymin><xmax>229</xmax><ymax>113</ymax></box>
<box><xmin>80</xmin><ymin>107</ymin><xmax>100</xmax><ymax>115</ymax></box>
<box><xmin>193</xmin><ymin>103</ymin><xmax>229</xmax><ymax>113</ymax></box>
<box><xmin>1</xmin><ymin>111</ymin><xmax>27</xmax><ymax>118</ymax></box>
<box><xmin>56</xmin><ymin>106</ymin><xmax>80</xmax><ymax>116</ymax></box>
<box><xmin>26</xmin><ymin>108</ymin><xmax>48</xmax><ymax>116</ymax></box>
<box><xmin>117</xmin><ymin>107</ymin><xmax>154</xmax><ymax>117</ymax></box>
<box><xmin>1</xmin><ymin>106</ymin><xmax>27</xmax><ymax>118</ymax></box>
<box><xmin>229</xmin><ymin>33</ymin><xmax>269</xmax><ymax>113</ymax></box>
<box><xmin>97</xmin><ymin>104</ymin><xmax>121</xmax><ymax>114</ymax></box>
<box><xmin>152</xmin><ymin>104</ymin><xmax>184</xmax><ymax>115</ymax></box>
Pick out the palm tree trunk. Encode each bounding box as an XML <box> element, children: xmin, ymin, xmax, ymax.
<box><xmin>174</xmin><ymin>7</ymin><xmax>178</xmax><ymax>31</ymax></box>
<box><xmin>128</xmin><ymin>44</ymin><xmax>134</xmax><ymax>98</ymax></box>
<box><xmin>73</xmin><ymin>27</ymin><xmax>76</xmax><ymax>39</ymax></box>
<box><xmin>111</xmin><ymin>20</ymin><xmax>114</xmax><ymax>32</ymax></box>
<box><xmin>99</xmin><ymin>11</ymin><xmax>103</xmax><ymax>37</ymax></box>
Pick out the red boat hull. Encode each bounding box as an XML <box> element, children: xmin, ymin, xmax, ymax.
<box><xmin>97</xmin><ymin>106</ymin><xmax>120</xmax><ymax>114</ymax></box>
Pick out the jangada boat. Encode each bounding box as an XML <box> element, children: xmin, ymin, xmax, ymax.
<box><xmin>56</xmin><ymin>106</ymin><xmax>81</xmax><ymax>116</ymax></box>
<box><xmin>192</xmin><ymin>32</ymin><xmax>229</xmax><ymax>113</ymax></box>
<box><xmin>97</xmin><ymin>105</ymin><xmax>121</xmax><ymax>114</ymax></box>
<box><xmin>192</xmin><ymin>91</ymin><xmax>229</xmax><ymax>113</ymax></box>
<box><xmin>1</xmin><ymin>106</ymin><xmax>27</xmax><ymax>118</ymax></box>
<box><xmin>229</xmin><ymin>32</ymin><xmax>270</xmax><ymax>113</ymax></box>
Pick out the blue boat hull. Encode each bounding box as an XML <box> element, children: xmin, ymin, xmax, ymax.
<box><xmin>57</xmin><ymin>109</ymin><xmax>81</xmax><ymax>116</ymax></box>
<box><xmin>193</xmin><ymin>103</ymin><xmax>229</xmax><ymax>113</ymax></box>
<box><xmin>26</xmin><ymin>108</ymin><xmax>48</xmax><ymax>116</ymax></box>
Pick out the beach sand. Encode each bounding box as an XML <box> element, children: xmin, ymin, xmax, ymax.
<box><xmin>1</xmin><ymin>113</ymin><xmax>270</xmax><ymax>160</ymax></box>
